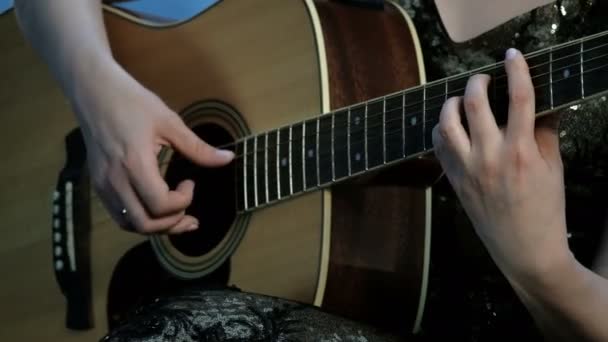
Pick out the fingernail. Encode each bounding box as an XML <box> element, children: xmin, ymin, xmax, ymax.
<box><xmin>216</xmin><ymin>149</ymin><xmax>234</xmax><ymax>160</ymax></box>
<box><xmin>188</xmin><ymin>222</ymin><xmax>199</xmax><ymax>230</ymax></box>
<box><xmin>506</xmin><ymin>48</ymin><xmax>518</xmax><ymax>60</ymax></box>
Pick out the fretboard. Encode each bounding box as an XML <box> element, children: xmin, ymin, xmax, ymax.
<box><xmin>235</xmin><ymin>29</ymin><xmax>608</xmax><ymax>213</ymax></box>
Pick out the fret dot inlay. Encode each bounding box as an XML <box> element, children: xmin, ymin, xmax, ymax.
<box><xmin>233</xmin><ymin>30</ymin><xmax>608</xmax><ymax>212</ymax></box>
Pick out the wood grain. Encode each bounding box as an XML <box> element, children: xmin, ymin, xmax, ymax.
<box><xmin>315</xmin><ymin>0</ymin><xmax>438</xmax><ymax>334</ymax></box>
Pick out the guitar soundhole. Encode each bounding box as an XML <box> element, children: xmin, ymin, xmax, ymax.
<box><xmin>164</xmin><ymin>123</ymin><xmax>236</xmax><ymax>257</ymax></box>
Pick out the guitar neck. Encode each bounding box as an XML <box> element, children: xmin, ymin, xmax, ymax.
<box><xmin>235</xmin><ymin>29</ymin><xmax>608</xmax><ymax>213</ymax></box>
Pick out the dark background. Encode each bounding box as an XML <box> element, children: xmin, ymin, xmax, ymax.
<box><xmin>401</xmin><ymin>0</ymin><xmax>608</xmax><ymax>340</ymax></box>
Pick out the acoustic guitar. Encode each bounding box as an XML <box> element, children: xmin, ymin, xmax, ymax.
<box><xmin>1</xmin><ymin>1</ymin><xmax>433</xmax><ymax>339</ymax></box>
<box><xmin>2</xmin><ymin>0</ymin><xmax>607</xmax><ymax>340</ymax></box>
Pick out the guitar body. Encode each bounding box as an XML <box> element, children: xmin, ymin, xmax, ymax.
<box><xmin>0</xmin><ymin>1</ymin><xmax>434</xmax><ymax>340</ymax></box>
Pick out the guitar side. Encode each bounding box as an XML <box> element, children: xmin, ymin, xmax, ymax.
<box><xmin>313</xmin><ymin>1</ymin><xmax>433</xmax><ymax>333</ymax></box>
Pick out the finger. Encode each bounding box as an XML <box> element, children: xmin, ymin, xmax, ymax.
<box><xmin>92</xmin><ymin>170</ymin><xmax>135</xmax><ymax>230</ymax></box>
<box><xmin>504</xmin><ymin>48</ymin><xmax>536</xmax><ymax>144</ymax></box>
<box><xmin>127</xmin><ymin>150</ymin><xmax>195</xmax><ymax>217</ymax></box>
<box><xmin>106</xmin><ymin>167</ymin><xmax>188</xmax><ymax>234</ymax></box>
<box><xmin>96</xmin><ymin>185</ymin><xmax>131</xmax><ymax>230</ymax></box>
<box><xmin>535</xmin><ymin>113</ymin><xmax>562</xmax><ymax>163</ymax></box>
<box><xmin>162</xmin><ymin>116</ymin><xmax>234</xmax><ymax>167</ymax></box>
<box><xmin>463</xmin><ymin>73</ymin><xmax>501</xmax><ymax>146</ymax></box>
<box><xmin>433</xmin><ymin>96</ymin><xmax>471</xmax><ymax>161</ymax></box>
<box><xmin>117</xmin><ymin>183</ymin><xmax>190</xmax><ymax>234</ymax></box>
<box><xmin>166</xmin><ymin>215</ymin><xmax>200</xmax><ymax>235</ymax></box>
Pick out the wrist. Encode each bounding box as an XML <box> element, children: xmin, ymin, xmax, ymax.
<box><xmin>507</xmin><ymin>248</ymin><xmax>583</xmax><ymax>302</ymax></box>
<box><xmin>64</xmin><ymin>51</ymin><xmax>121</xmax><ymax>101</ymax></box>
<box><xmin>67</xmin><ymin>54</ymin><xmax>132</xmax><ymax>124</ymax></box>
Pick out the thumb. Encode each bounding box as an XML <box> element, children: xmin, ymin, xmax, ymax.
<box><xmin>162</xmin><ymin>117</ymin><xmax>234</xmax><ymax>167</ymax></box>
<box><xmin>535</xmin><ymin>113</ymin><xmax>561</xmax><ymax>163</ymax></box>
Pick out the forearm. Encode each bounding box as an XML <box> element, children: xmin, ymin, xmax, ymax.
<box><xmin>591</xmin><ymin>218</ymin><xmax>608</xmax><ymax>278</ymax></box>
<box><xmin>509</xmin><ymin>255</ymin><xmax>608</xmax><ymax>341</ymax></box>
<box><xmin>14</xmin><ymin>0</ymin><xmax>118</xmax><ymax>101</ymax></box>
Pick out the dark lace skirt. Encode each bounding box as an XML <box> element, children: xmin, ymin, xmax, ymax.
<box><xmin>102</xmin><ymin>288</ymin><xmax>403</xmax><ymax>342</ymax></box>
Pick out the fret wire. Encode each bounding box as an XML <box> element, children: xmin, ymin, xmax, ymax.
<box><xmin>350</xmin><ymin>50</ymin><xmax>608</xmax><ymax>134</ymax></box>
<box><xmin>316</xmin><ymin>117</ymin><xmax>321</xmax><ymax>186</ymax></box>
<box><xmin>241</xmin><ymin>60</ymin><xmax>607</xmax><ymax>191</ymax></box>
<box><xmin>264</xmin><ymin>133</ymin><xmax>269</xmax><ymax>204</ymax></box>
<box><xmin>253</xmin><ymin>136</ymin><xmax>258</xmax><ymax>207</ymax></box>
<box><xmin>288</xmin><ymin>125</ymin><xmax>293</xmax><ymax>195</ymax></box>
<box><xmin>302</xmin><ymin>122</ymin><xmax>307</xmax><ymax>189</ymax></box>
<box><xmin>364</xmin><ymin>103</ymin><xmax>369</xmax><ymax>170</ymax></box>
<box><xmin>331</xmin><ymin>113</ymin><xmax>336</xmax><ymax>180</ymax></box>
<box><xmin>238</xmin><ymin>61</ymin><xmax>589</xmax><ymax>166</ymax></box>
<box><xmin>239</xmin><ymin>75</ymin><xmax>605</xmax><ymax>203</ymax></box>
<box><xmin>242</xmin><ymin>125</ymin><xmax>435</xmax><ymax>193</ymax></box>
<box><xmin>550</xmin><ymin>47</ymin><xmax>554</xmax><ymax>109</ymax></box>
<box><xmin>229</xmin><ymin>47</ymin><xmax>606</xmax><ymax>209</ymax></box>
<box><xmin>245</xmin><ymin>51</ymin><xmax>595</xmax><ymax>151</ymax></box>
<box><xmin>243</xmin><ymin>139</ymin><xmax>249</xmax><ymax>210</ymax></box>
<box><xmin>580</xmin><ymin>40</ymin><xmax>585</xmax><ymax>99</ymax></box>
<box><xmin>225</xmin><ymin>36</ymin><xmax>600</xmax><ymax>146</ymax></box>
<box><xmin>382</xmin><ymin>96</ymin><xmax>387</xmax><ymax>164</ymax></box>
<box><xmin>347</xmin><ymin>108</ymin><xmax>352</xmax><ymax>175</ymax></box>
<box><xmin>238</xmin><ymin>100</ymin><xmax>608</xmax><ymax>203</ymax></box>
<box><xmin>422</xmin><ymin>85</ymin><xmax>427</xmax><ymax>150</ymax></box>
<box><xmin>276</xmin><ymin>130</ymin><xmax>281</xmax><ymax>200</ymax></box>
<box><xmin>402</xmin><ymin>91</ymin><xmax>406</xmax><ymax>157</ymax></box>
<box><xmin>232</xmin><ymin>42</ymin><xmax>608</xmax><ymax>164</ymax></box>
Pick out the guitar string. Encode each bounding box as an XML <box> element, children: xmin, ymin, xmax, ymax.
<box><xmin>224</xmin><ymin>46</ymin><xmax>608</xmax><ymax>154</ymax></box>
<box><xmin>159</xmin><ymin>55</ymin><xmax>608</xmax><ymax>168</ymax></box>
<box><xmin>82</xmin><ymin>32</ymin><xmax>608</xmax><ymax>222</ymax></box>
<box><xmin>84</xmin><ymin>42</ymin><xmax>608</xmax><ymax>207</ymax></box>
<box><xmin>88</xmin><ymin>42</ymin><xmax>602</xmax><ymax>178</ymax></box>
<box><xmin>192</xmin><ymin>47</ymin><xmax>608</xmax><ymax>158</ymax></box>
<box><xmin>234</xmin><ymin>47</ymin><xmax>608</xmax><ymax>155</ymax></box>
<box><xmin>215</xmin><ymin>35</ymin><xmax>608</xmax><ymax>148</ymax></box>
<box><xmin>90</xmin><ymin>55</ymin><xmax>608</xmax><ymax>208</ymax></box>
<box><xmin>85</xmin><ymin>33</ymin><xmax>608</xmax><ymax>184</ymax></box>
<box><xmin>85</xmin><ymin>91</ymin><xmax>581</xmax><ymax>218</ymax></box>
<box><xmin>491</xmin><ymin>38</ymin><xmax>608</xmax><ymax>81</ymax></box>
<box><xmin>82</xmin><ymin>58</ymin><xmax>601</xmax><ymax>217</ymax></box>
<box><xmin>229</xmin><ymin>58</ymin><xmax>607</xmax><ymax>196</ymax></box>
<box><xmin>387</xmin><ymin>29</ymin><xmax>608</xmax><ymax>101</ymax></box>
<box><xmin>443</xmin><ymin>33</ymin><xmax>608</xmax><ymax>83</ymax></box>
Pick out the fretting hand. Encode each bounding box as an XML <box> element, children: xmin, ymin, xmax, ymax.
<box><xmin>432</xmin><ymin>48</ymin><xmax>573</xmax><ymax>284</ymax></box>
